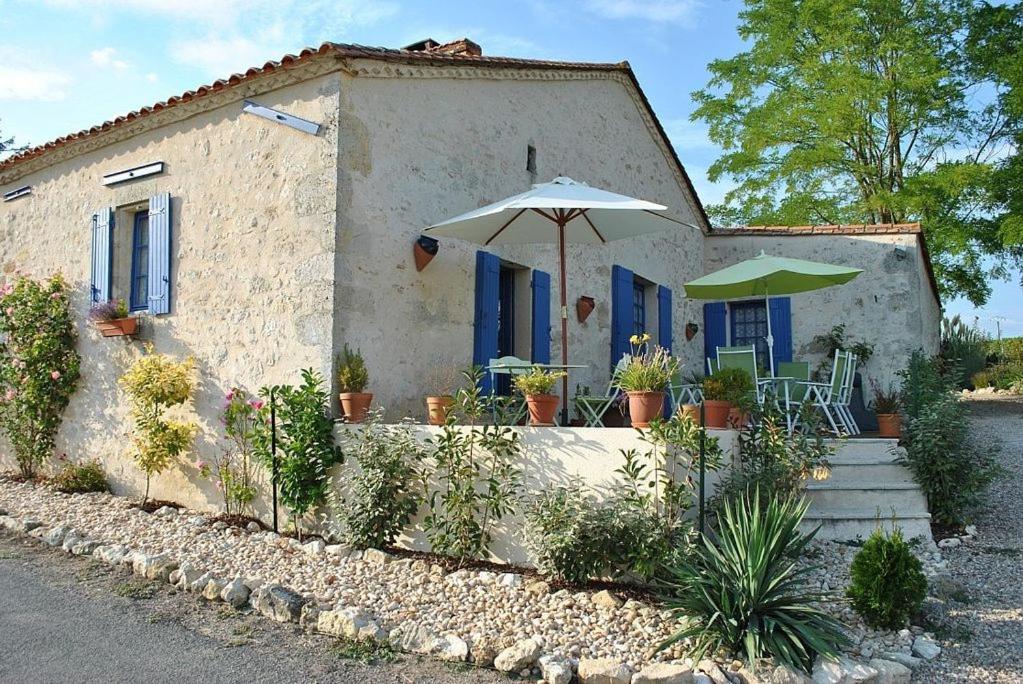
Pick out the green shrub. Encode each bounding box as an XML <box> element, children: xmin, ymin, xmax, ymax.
<box><xmin>846</xmin><ymin>526</ymin><xmax>927</xmax><ymax>629</ymax></box>
<box><xmin>987</xmin><ymin>336</ymin><xmax>1023</xmax><ymax>364</ymax></box>
<box><xmin>255</xmin><ymin>369</ymin><xmax>343</xmax><ymax>537</ymax></box>
<box><xmin>706</xmin><ymin>366</ymin><xmax>754</xmax><ymax>405</ymax></box>
<box><xmin>971</xmin><ymin>362</ymin><xmax>1023</xmax><ymax>390</ymax></box>
<box><xmin>0</xmin><ymin>274</ymin><xmax>82</xmax><ymax>479</ymax></box>
<box><xmin>512</xmin><ymin>367</ymin><xmax>566</xmax><ymax>395</ymax></box>
<box><xmin>659</xmin><ymin>488</ymin><xmax>848</xmax><ymax>674</ymax></box>
<box><xmin>332</xmin><ymin>411</ymin><xmax>424</xmax><ymax>549</ymax></box>
<box><xmin>335</xmin><ymin>345</ymin><xmax>368</xmax><ymax>393</ymax></box>
<box><xmin>940</xmin><ymin>315</ymin><xmax>988</xmax><ymax>389</ymax></box>
<box><xmin>51</xmin><ymin>458</ymin><xmax>108</xmax><ymax>494</ymax></box>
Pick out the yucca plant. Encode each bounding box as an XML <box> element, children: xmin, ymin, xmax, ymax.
<box><xmin>658</xmin><ymin>488</ymin><xmax>848</xmax><ymax>674</ymax></box>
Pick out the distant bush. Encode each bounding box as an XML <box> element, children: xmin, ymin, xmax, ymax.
<box><xmin>940</xmin><ymin>315</ymin><xmax>988</xmax><ymax>389</ymax></box>
<box><xmin>51</xmin><ymin>458</ymin><xmax>108</xmax><ymax>494</ymax></box>
<box><xmin>986</xmin><ymin>336</ymin><xmax>1023</xmax><ymax>365</ymax></box>
<box><xmin>847</xmin><ymin>526</ymin><xmax>927</xmax><ymax>629</ymax></box>
<box><xmin>970</xmin><ymin>363</ymin><xmax>1023</xmax><ymax>391</ymax></box>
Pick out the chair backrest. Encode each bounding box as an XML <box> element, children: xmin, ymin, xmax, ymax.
<box><xmin>716</xmin><ymin>345</ymin><xmax>759</xmax><ymax>384</ymax></box>
<box><xmin>840</xmin><ymin>352</ymin><xmax>858</xmax><ymax>403</ymax></box>
<box><xmin>778</xmin><ymin>361</ymin><xmax>810</xmax><ymax>402</ymax></box>
<box><xmin>487</xmin><ymin>356</ymin><xmax>531</xmax><ymax>375</ymax></box>
<box><xmin>607</xmin><ymin>353</ymin><xmax>632</xmax><ymax>396</ymax></box>
<box><xmin>827</xmin><ymin>350</ymin><xmax>847</xmax><ymax>398</ymax></box>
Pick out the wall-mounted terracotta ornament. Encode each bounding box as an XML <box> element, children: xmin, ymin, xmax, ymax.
<box><xmin>685</xmin><ymin>322</ymin><xmax>699</xmax><ymax>341</ymax></box>
<box><xmin>576</xmin><ymin>296</ymin><xmax>595</xmax><ymax>323</ymax></box>
<box><xmin>413</xmin><ymin>235</ymin><xmax>439</xmax><ymax>272</ymax></box>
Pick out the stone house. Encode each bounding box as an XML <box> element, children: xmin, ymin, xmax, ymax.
<box><xmin>0</xmin><ymin>39</ymin><xmax>939</xmax><ymax>503</ymax></box>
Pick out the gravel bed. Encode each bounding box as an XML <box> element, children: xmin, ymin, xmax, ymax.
<box><xmin>914</xmin><ymin>396</ymin><xmax>1023</xmax><ymax>684</ymax></box>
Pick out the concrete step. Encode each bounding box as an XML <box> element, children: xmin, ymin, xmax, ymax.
<box><xmin>816</xmin><ymin>460</ymin><xmax>917</xmax><ymax>486</ymax></box>
<box><xmin>825</xmin><ymin>438</ymin><xmax>902</xmax><ymax>460</ymax></box>
<box><xmin>805</xmin><ymin>482</ymin><xmax>928</xmax><ymax>510</ymax></box>
<box><xmin>801</xmin><ymin>509</ymin><xmax>932</xmax><ymax>542</ymax></box>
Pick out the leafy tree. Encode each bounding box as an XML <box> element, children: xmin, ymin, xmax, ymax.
<box><xmin>694</xmin><ymin>0</ymin><xmax>1022</xmax><ymax>304</ymax></box>
<box><xmin>0</xmin><ymin>120</ymin><xmax>25</xmax><ymax>157</ymax></box>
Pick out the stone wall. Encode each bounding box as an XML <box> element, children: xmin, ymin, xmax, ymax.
<box><xmin>0</xmin><ymin>70</ymin><xmax>342</xmax><ymax>506</ymax></box>
<box><xmin>704</xmin><ymin>232</ymin><xmax>942</xmax><ymax>388</ymax></box>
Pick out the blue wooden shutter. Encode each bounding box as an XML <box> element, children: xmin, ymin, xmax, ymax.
<box><xmin>530</xmin><ymin>269</ymin><xmax>551</xmax><ymax>364</ymax></box>
<box><xmin>610</xmin><ymin>265</ymin><xmax>633</xmax><ymax>367</ymax></box>
<box><xmin>657</xmin><ymin>285</ymin><xmax>673</xmax><ymax>354</ymax></box>
<box><xmin>703</xmin><ymin>302</ymin><xmax>727</xmax><ymax>372</ymax></box>
<box><xmin>472</xmin><ymin>251</ymin><xmax>501</xmax><ymax>393</ymax></box>
<box><xmin>90</xmin><ymin>207</ymin><xmax>113</xmax><ymax>303</ymax></box>
<box><xmin>768</xmin><ymin>296</ymin><xmax>793</xmax><ymax>369</ymax></box>
<box><xmin>147</xmin><ymin>192</ymin><xmax>171</xmax><ymax>315</ymax></box>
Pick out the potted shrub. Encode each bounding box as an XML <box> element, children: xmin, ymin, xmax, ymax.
<box><xmin>870</xmin><ymin>379</ymin><xmax>902</xmax><ymax>438</ymax></box>
<box><xmin>700</xmin><ymin>375</ymin><xmax>731</xmax><ymax>428</ymax></box>
<box><xmin>617</xmin><ymin>333</ymin><xmax>679</xmax><ymax>428</ymax></box>
<box><xmin>513</xmin><ymin>367</ymin><xmax>567</xmax><ymax>426</ymax></box>
<box><xmin>336</xmin><ymin>345</ymin><xmax>372</xmax><ymax>423</ymax></box>
<box><xmin>89</xmin><ymin>299</ymin><xmax>138</xmax><ymax>337</ymax></box>
<box><xmin>424</xmin><ymin>363</ymin><xmax>460</xmax><ymax>425</ymax></box>
<box><xmin>720</xmin><ymin>367</ymin><xmax>756</xmax><ymax>428</ymax></box>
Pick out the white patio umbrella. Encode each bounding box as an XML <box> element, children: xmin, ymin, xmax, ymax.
<box><xmin>425</xmin><ymin>176</ymin><xmax>697</xmax><ymax>421</ymax></box>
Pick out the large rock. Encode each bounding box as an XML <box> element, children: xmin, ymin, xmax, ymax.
<box><xmin>591</xmin><ymin>589</ymin><xmax>623</xmax><ymax>609</ymax></box>
<box><xmin>911</xmin><ymin>636</ymin><xmax>941</xmax><ymax>661</ymax></box>
<box><xmin>696</xmin><ymin>660</ymin><xmax>730</xmax><ymax>684</ymax></box>
<box><xmin>251</xmin><ymin>585</ymin><xmax>307</xmax><ymax>623</ymax></box>
<box><xmin>811</xmin><ymin>657</ymin><xmax>878</xmax><ymax>684</ymax></box>
<box><xmin>875</xmin><ymin>652</ymin><xmax>921</xmax><ymax>670</ymax></box>
<box><xmin>539</xmin><ymin>654</ymin><xmax>574</xmax><ymax>684</ymax></box>
<box><xmin>133</xmin><ymin>554</ymin><xmax>179</xmax><ymax>582</ymax></box>
<box><xmin>95</xmin><ymin>545</ymin><xmax>130</xmax><ymax>565</ymax></box>
<box><xmin>578</xmin><ymin>658</ymin><xmax>633</xmax><ymax>684</ymax></box>
<box><xmin>391</xmin><ymin>621</ymin><xmax>437</xmax><ymax>654</ymax></box>
<box><xmin>633</xmin><ymin>663</ymin><xmax>695</xmax><ymax>684</ymax></box>
<box><xmin>425</xmin><ymin>634</ymin><xmax>469</xmax><ymax>662</ymax></box>
<box><xmin>867</xmin><ymin>659</ymin><xmax>911</xmax><ymax>684</ymax></box>
<box><xmin>39</xmin><ymin>526</ymin><xmax>68</xmax><ymax>547</ymax></box>
<box><xmin>317</xmin><ymin>607</ymin><xmax>373</xmax><ymax>639</ymax></box>
<box><xmin>70</xmin><ymin>540</ymin><xmax>102</xmax><ymax>556</ymax></box>
<box><xmin>771</xmin><ymin>665</ymin><xmax>813</xmax><ymax>684</ymax></box>
<box><xmin>61</xmin><ymin>529</ymin><xmax>85</xmax><ymax>552</ymax></box>
<box><xmin>202</xmin><ymin>578</ymin><xmax>228</xmax><ymax>601</ymax></box>
<box><xmin>302</xmin><ymin>539</ymin><xmax>326</xmax><ymax>555</ymax></box>
<box><xmin>174</xmin><ymin>562</ymin><xmax>205</xmax><ymax>590</ymax></box>
<box><xmin>21</xmin><ymin>518</ymin><xmax>43</xmax><ymax>532</ymax></box>
<box><xmin>220</xmin><ymin>578</ymin><xmax>251</xmax><ymax>608</ymax></box>
<box><xmin>363</xmin><ymin>548</ymin><xmax>392</xmax><ymax>565</ymax></box>
<box><xmin>0</xmin><ymin>515</ymin><xmax>24</xmax><ymax>532</ymax></box>
<box><xmin>468</xmin><ymin>635</ymin><xmax>500</xmax><ymax>667</ymax></box>
<box><xmin>494</xmin><ymin>637</ymin><xmax>542</xmax><ymax>672</ymax></box>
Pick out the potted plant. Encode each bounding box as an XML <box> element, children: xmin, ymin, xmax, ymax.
<box><xmin>870</xmin><ymin>379</ymin><xmax>902</xmax><ymax>438</ymax></box>
<box><xmin>336</xmin><ymin>345</ymin><xmax>372</xmax><ymax>423</ymax></box>
<box><xmin>616</xmin><ymin>333</ymin><xmax>678</xmax><ymax>428</ymax></box>
<box><xmin>700</xmin><ymin>375</ymin><xmax>731</xmax><ymax>428</ymax></box>
<box><xmin>89</xmin><ymin>299</ymin><xmax>138</xmax><ymax>337</ymax></box>
<box><xmin>513</xmin><ymin>367</ymin><xmax>566</xmax><ymax>426</ymax></box>
<box><xmin>721</xmin><ymin>367</ymin><xmax>756</xmax><ymax>428</ymax></box>
<box><xmin>424</xmin><ymin>363</ymin><xmax>461</xmax><ymax>425</ymax></box>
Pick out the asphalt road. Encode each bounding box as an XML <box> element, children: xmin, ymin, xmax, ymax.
<box><xmin>0</xmin><ymin>533</ymin><xmax>505</xmax><ymax>684</ymax></box>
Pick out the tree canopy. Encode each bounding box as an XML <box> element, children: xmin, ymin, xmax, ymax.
<box><xmin>694</xmin><ymin>0</ymin><xmax>1022</xmax><ymax>304</ymax></box>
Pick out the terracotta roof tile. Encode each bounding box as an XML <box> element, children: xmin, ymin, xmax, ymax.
<box><xmin>710</xmin><ymin>223</ymin><xmax>922</xmax><ymax>236</ymax></box>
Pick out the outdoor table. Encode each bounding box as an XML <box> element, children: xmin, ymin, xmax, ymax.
<box><xmin>759</xmin><ymin>376</ymin><xmax>796</xmax><ymax>432</ymax></box>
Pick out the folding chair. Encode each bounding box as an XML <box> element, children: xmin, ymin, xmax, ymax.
<box><xmin>776</xmin><ymin>360</ymin><xmax>810</xmax><ymax>434</ymax></box>
<box><xmin>668</xmin><ymin>369</ymin><xmax>703</xmax><ymax>412</ymax></box>
<box><xmin>575</xmin><ymin>355</ymin><xmax>630</xmax><ymax>427</ymax></box>
<box><xmin>795</xmin><ymin>350</ymin><xmax>851</xmax><ymax>434</ymax></box>
<box><xmin>715</xmin><ymin>345</ymin><xmax>771</xmax><ymax>404</ymax></box>
<box><xmin>487</xmin><ymin>356</ymin><xmax>531</xmax><ymax>424</ymax></box>
<box><xmin>834</xmin><ymin>353</ymin><xmax>860</xmax><ymax>434</ymax></box>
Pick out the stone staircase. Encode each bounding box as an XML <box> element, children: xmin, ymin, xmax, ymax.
<box><xmin>802</xmin><ymin>438</ymin><xmax>933</xmax><ymax>542</ymax></box>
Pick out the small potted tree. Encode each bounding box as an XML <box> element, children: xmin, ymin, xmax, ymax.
<box><xmin>617</xmin><ymin>333</ymin><xmax>678</xmax><ymax>428</ymax></box>
<box><xmin>89</xmin><ymin>299</ymin><xmax>138</xmax><ymax>337</ymax></box>
<box><xmin>513</xmin><ymin>367</ymin><xmax>566</xmax><ymax>426</ymax></box>
<box><xmin>424</xmin><ymin>363</ymin><xmax>461</xmax><ymax>425</ymax></box>
<box><xmin>700</xmin><ymin>375</ymin><xmax>731</xmax><ymax>428</ymax></box>
<box><xmin>870</xmin><ymin>379</ymin><xmax>902</xmax><ymax>438</ymax></box>
<box><xmin>336</xmin><ymin>345</ymin><xmax>372</xmax><ymax>423</ymax></box>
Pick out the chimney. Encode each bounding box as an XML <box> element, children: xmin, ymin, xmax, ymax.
<box><xmin>404</xmin><ymin>37</ymin><xmax>482</xmax><ymax>57</ymax></box>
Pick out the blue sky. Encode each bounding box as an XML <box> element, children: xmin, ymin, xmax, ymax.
<box><xmin>0</xmin><ymin>0</ymin><xmax>1017</xmax><ymax>335</ymax></box>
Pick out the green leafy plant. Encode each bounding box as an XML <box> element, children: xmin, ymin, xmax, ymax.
<box><xmin>846</xmin><ymin>525</ymin><xmax>928</xmax><ymax>629</ymax></box>
<box><xmin>119</xmin><ymin>347</ymin><xmax>196</xmax><ymax>503</ymax></box>
<box><xmin>869</xmin><ymin>379</ymin><xmax>901</xmax><ymax>414</ymax></box>
<box><xmin>332</xmin><ymin>410</ymin><xmax>425</xmax><ymax>549</ymax></box>
<box><xmin>512</xmin><ymin>367</ymin><xmax>566</xmax><ymax>396</ymax></box>
<box><xmin>940</xmin><ymin>315</ymin><xmax>989</xmax><ymax>389</ymax></box>
<box><xmin>197</xmin><ymin>388</ymin><xmax>264</xmax><ymax>516</ymax></box>
<box><xmin>616</xmin><ymin>334</ymin><xmax>679</xmax><ymax>392</ymax></box>
<box><xmin>255</xmin><ymin>369</ymin><xmax>343</xmax><ymax>537</ymax></box>
<box><xmin>659</xmin><ymin>488</ymin><xmax>848</xmax><ymax>674</ymax></box>
<box><xmin>707</xmin><ymin>366</ymin><xmax>755</xmax><ymax>405</ymax></box>
<box><xmin>51</xmin><ymin>457</ymin><xmax>108</xmax><ymax>494</ymax></box>
<box><xmin>813</xmin><ymin>324</ymin><xmax>875</xmax><ymax>368</ymax></box>
<box><xmin>523</xmin><ymin>485</ymin><xmax>605</xmax><ymax>584</ymax></box>
<box><xmin>422</xmin><ymin>366</ymin><xmax>521</xmax><ymax>565</ymax></box>
<box><xmin>336</xmin><ymin>345</ymin><xmax>369</xmax><ymax>393</ymax></box>
<box><xmin>0</xmin><ymin>274</ymin><xmax>81</xmax><ymax>479</ymax></box>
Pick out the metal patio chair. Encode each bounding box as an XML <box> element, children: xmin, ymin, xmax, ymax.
<box><xmin>795</xmin><ymin>350</ymin><xmax>853</xmax><ymax>434</ymax></box>
<box><xmin>776</xmin><ymin>360</ymin><xmax>810</xmax><ymax>434</ymax></box>
<box><xmin>715</xmin><ymin>345</ymin><xmax>771</xmax><ymax>404</ymax></box>
<box><xmin>668</xmin><ymin>369</ymin><xmax>703</xmax><ymax>413</ymax></box>
<box><xmin>487</xmin><ymin>356</ymin><xmax>531</xmax><ymax>424</ymax></box>
<box><xmin>575</xmin><ymin>355</ymin><xmax>630</xmax><ymax>427</ymax></box>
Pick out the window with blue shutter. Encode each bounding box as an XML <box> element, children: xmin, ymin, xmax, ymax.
<box><xmin>90</xmin><ymin>207</ymin><xmax>114</xmax><ymax>303</ymax></box>
<box><xmin>147</xmin><ymin>192</ymin><xmax>171</xmax><ymax>315</ymax></box>
<box><xmin>530</xmin><ymin>269</ymin><xmax>551</xmax><ymax>364</ymax></box>
<box><xmin>632</xmin><ymin>279</ymin><xmax>646</xmax><ymax>335</ymax></box>
<box><xmin>768</xmin><ymin>297</ymin><xmax>793</xmax><ymax>370</ymax></box>
<box><xmin>129</xmin><ymin>210</ymin><xmax>150</xmax><ymax>312</ymax></box>
<box><xmin>657</xmin><ymin>285</ymin><xmax>672</xmax><ymax>354</ymax></box>
<box><xmin>610</xmin><ymin>265</ymin><xmax>633</xmax><ymax>367</ymax></box>
<box><xmin>703</xmin><ymin>302</ymin><xmax>727</xmax><ymax>372</ymax></box>
<box><xmin>473</xmin><ymin>250</ymin><xmax>501</xmax><ymax>394</ymax></box>
<box><xmin>730</xmin><ymin>300</ymin><xmax>769</xmax><ymax>366</ymax></box>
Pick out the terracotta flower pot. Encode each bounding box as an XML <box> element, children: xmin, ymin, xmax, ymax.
<box><xmin>876</xmin><ymin>413</ymin><xmax>902</xmax><ymax>438</ymax></box>
<box><xmin>94</xmin><ymin>317</ymin><xmax>138</xmax><ymax>338</ymax></box>
<box><xmin>525</xmin><ymin>394</ymin><xmax>559</xmax><ymax>426</ymax></box>
<box><xmin>685</xmin><ymin>322</ymin><xmax>699</xmax><ymax>341</ymax></box>
<box><xmin>627</xmin><ymin>391</ymin><xmax>665</xmax><ymax>428</ymax></box>
<box><xmin>426</xmin><ymin>395</ymin><xmax>454</xmax><ymax>425</ymax></box>
<box><xmin>702</xmin><ymin>400</ymin><xmax>731</xmax><ymax>428</ymax></box>
<box><xmin>576</xmin><ymin>296</ymin><xmax>595</xmax><ymax>323</ymax></box>
<box><xmin>727</xmin><ymin>407</ymin><xmax>751</xmax><ymax>429</ymax></box>
<box><xmin>413</xmin><ymin>235</ymin><xmax>439</xmax><ymax>271</ymax></box>
<box><xmin>679</xmin><ymin>403</ymin><xmax>700</xmax><ymax>422</ymax></box>
<box><xmin>339</xmin><ymin>392</ymin><xmax>373</xmax><ymax>423</ymax></box>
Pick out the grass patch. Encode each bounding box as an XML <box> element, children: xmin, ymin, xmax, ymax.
<box><xmin>114</xmin><ymin>580</ymin><xmax>157</xmax><ymax>599</ymax></box>
<box><xmin>0</xmin><ymin>551</ymin><xmax>19</xmax><ymax>560</ymax></box>
<box><xmin>329</xmin><ymin>638</ymin><xmax>398</xmax><ymax>665</ymax></box>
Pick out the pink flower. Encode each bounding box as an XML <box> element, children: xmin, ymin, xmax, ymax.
<box><xmin>50</xmin><ymin>292</ymin><xmax>61</xmax><ymax>300</ymax></box>
<box><xmin>4</xmin><ymin>389</ymin><xmax>14</xmax><ymax>401</ymax></box>
<box><xmin>4</xmin><ymin>307</ymin><xmax>12</xmax><ymax>316</ymax></box>
<box><xmin>249</xmin><ymin>400</ymin><xmax>264</xmax><ymax>410</ymax></box>
<box><xmin>195</xmin><ymin>460</ymin><xmax>207</xmax><ymax>470</ymax></box>
<box><xmin>50</xmin><ymin>370</ymin><xmax>61</xmax><ymax>380</ymax></box>
<box><xmin>225</xmin><ymin>390</ymin><xmax>235</xmax><ymax>401</ymax></box>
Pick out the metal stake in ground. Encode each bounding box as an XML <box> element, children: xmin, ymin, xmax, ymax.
<box><xmin>270</xmin><ymin>386</ymin><xmax>279</xmax><ymax>534</ymax></box>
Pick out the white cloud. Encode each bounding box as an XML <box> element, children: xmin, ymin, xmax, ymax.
<box><xmin>169</xmin><ymin>32</ymin><xmax>288</xmax><ymax>78</ymax></box>
<box><xmin>90</xmin><ymin>47</ymin><xmax>129</xmax><ymax>70</ymax></box>
<box><xmin>145</xmin><ymin>72</ymin><xmax>159</xmax><ymax>83</ymax></box>
<box><xmin>0</xmin><ymin>65</ymin><xmax>70</xmax><ymax>101</ymax></box>
<box><xmin>664</xmin><ymin>118</ymin><xmax>715</xmax><ymax>152</ymax></box>
<box><xmin>584</xmin><ymin>0</ymin><xmax>700</xmax><ymax>25</ymax></box>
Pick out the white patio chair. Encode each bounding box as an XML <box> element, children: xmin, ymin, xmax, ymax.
<box><xmin>575</xmin><ymin>355</ymin><xmax>630</xmax><ymax>427</ymax></box>
<box><xmin>487</xmin><ymin>356</ymin><xmax>531</xmax><ymax>424</ymax></box>
<box><xmin>668</xmin><ymin>369</ymin><xmax>703</xmax><ymax>412</ymax></box>
<box><xmin>795</xmin><ymin>350</ymin><xmax>852</xmax><ymax>434</ymax></box>
<box><xmin>834</xmin><ymin>352</ymin><xmax>860</xmax><ymax>434</ymax></box>
<box><xmin>715</xmin><ymin>345</ymin><xmax>772</xmax><ymax>405</ymax></box>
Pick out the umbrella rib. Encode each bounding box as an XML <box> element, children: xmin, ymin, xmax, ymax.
<box><xmin>485</xmin><ymin>208</ymin><xmax>528</xmax><ymax>245</ymax></box>
<box><xmin>641</xmin><ymin>209</ymin><xmax>696</xmax><ymax>228</ymax></box>
<box><xmin>531</xmin><ymin>208</ymin><xmax>559</xmax><ymax>224</ymax></box>
<box><xmin>579</xmin><ymin>209</ymin><xmax>607</xmax><ymax>243</ymax></box>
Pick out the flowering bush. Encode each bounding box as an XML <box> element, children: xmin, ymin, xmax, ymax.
<box><xmin>615</xmin><ymin>333</ymin><xmax>678</xmax><ymax>393</ymax></box>
<box><xmin>119</xmin><ymin>347</ymin><xmax>196</xmax><ymax>502</ymax></box>
<box><xmin>197</xmin><ymin>388</ymin><xmax>264</xmax><ymax>515</ymax></box>
<box><xmin>0</xmin><ymin>273</ymin><xmax>81</xmax><ymax>478</ymax></box>
<box><xmin>88</xmin><ymin>298</ymin><xmax>129</xmax><ymax>322</ymax></box>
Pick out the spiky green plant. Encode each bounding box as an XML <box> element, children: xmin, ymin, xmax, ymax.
<box><xmin>658</xmin><ymin>488</ymin><xmax>848</xmax><ymax>674</ymax></box>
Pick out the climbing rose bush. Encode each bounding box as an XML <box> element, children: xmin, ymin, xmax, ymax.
<box><xmin>0</xmin><ymin>273</ymin><xmax>81</xmax><ymax>479</ymax></box>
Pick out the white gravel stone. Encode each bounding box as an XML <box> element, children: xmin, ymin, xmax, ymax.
<box><xmin>539</xmin><ymin>654</ymin><xmax>574</xmax><ymax>684</ymax></box>
<box><xmin>911</xmin><ymin>635</ymin><xmax>941</xmax><ymax>660</ymax></box>
<box><xmin>936</xmin><ymin>537</ymin><xmax>960</xmax><ymax>549</ymax></box>
<box><xmin>494</xmin><ymin>637</ymin><xmax>543</xmax><ymax>672</ymax></box>
<box><xmin>632</xmin><ymin>662</ymin><xmax>694</xmax><ymax>683</ymax></box>
<box><xmin>867</xmin><ymin>658</ymin><xmax>911</xmax><ymax>684</ymax></box>
<box><xmin>220</xmin><ymin>577</ymin><xmax>251</xmax><ymax>608</ymax></box>
<box><xmin>578</xmin><ymin>657</ymin><xmax>633</xmax><ymax>683</ymax></box>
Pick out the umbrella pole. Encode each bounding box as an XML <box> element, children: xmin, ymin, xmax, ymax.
<box><xmin>764</xmin><ymin>284</ymin><xmax>776</xmax><ymax>376</ymax></box>
<box><xmin>558</xmin><ymin>219</ymin><xmax>570</xmax><ymax>425</ymax></box>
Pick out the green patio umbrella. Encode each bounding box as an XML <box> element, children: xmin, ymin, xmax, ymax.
<box><xmin>684</xmin><ymin>251</ymin><xmax>863</xmax><ymax>375</ymax></box>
